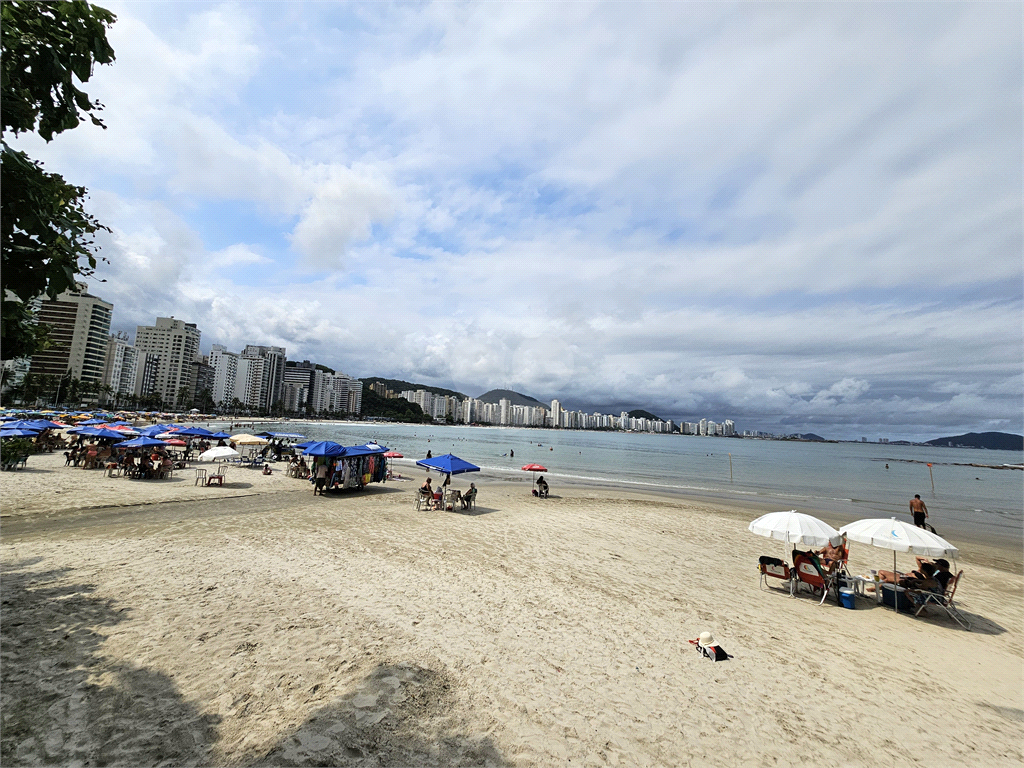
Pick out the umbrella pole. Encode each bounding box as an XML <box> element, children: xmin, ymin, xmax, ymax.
<box><xmin>894</xmin><ymin>550</ymin><xmax>898</xmax><ymax>614</ymax></box>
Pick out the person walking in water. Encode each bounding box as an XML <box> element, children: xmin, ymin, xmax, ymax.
<box><xmin>909</xmin><ymin>494</ymin><xmax>929</xmax><ymax>529</ymax></box>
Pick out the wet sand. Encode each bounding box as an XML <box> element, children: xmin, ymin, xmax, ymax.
<box><xmin>2</xmin><ymin>453</ymin><xmax>1022</xmax><ymax>766</ymax></box>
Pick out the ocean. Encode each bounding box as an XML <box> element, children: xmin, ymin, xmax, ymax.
<box><xmin>227</xmin><ymin>420</ymin><xmax>1023</xmax><ymax>544</ymax></box>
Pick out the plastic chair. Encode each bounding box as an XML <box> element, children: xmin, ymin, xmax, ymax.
<box><xmin>908</xmin><ymin>570</ymin><xmax>970</xmax><ymax>629</ymax></box>
<box><xmin>194</xmin><ymin>468</ymin><xmax>208</xmax><ymax>486</ymax></box>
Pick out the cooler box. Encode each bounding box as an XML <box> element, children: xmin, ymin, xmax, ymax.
<box><xmin>879</xmin><ymin>583</ymin><xmax>913</xmax><ymax>610</ymax></box>
<box><xmin>839</xmin><ymin>588</ymin><xmax>856</xmax><ymax>609</ymax></box>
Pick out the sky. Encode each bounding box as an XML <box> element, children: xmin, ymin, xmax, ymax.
<box><xmin>12</xmin><ymin>1</ymin><xmax>1023</xmax><ymax>441</ymax></box>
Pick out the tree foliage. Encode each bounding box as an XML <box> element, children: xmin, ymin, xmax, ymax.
<box><xmin>1</xmin><ymin>1</ymin><xmax>116</xmax><ymax>140</ymax></box>
<box><xmin>1</xmin><ymin>1</ymin><xmax>116</xmax><ymax>360</ymax></box>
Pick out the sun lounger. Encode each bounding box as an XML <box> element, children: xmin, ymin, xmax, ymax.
<box><xmin>792</xmin><ymin>551</ymin><xmax>830</xmax><ymax>604</ymax></box>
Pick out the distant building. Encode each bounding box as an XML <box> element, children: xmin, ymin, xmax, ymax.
<box><xmin>102</xmin><ymin>332</ymin><xmax>138</xmax><ymax>402</ymax></box>
<box><xmin>28</xmin><ymin>283</ymin><xmax>113</xmax><ymax>384</ymax></box>
<box><xmin>134</xmin><ymin>317</ymin><xmax>202</xmax><ymax>407</ymax></box>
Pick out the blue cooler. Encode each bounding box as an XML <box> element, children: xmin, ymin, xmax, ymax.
<box><xmin>839</xmin><ymin>588</ymin><xmax>856</xmax><ymax>609</ymax></box>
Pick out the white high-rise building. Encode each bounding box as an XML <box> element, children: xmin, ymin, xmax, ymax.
<box><xmin>209</xmin><ymin>345</ymin><xmax>239</xmax><ymax>406</ymax></box>
<box><xmin>102</xmin><ymin>332</ymin><xmax>138</xmax><ymax>402</ymax></box>
<box><xmin>550</xmin><ymin>399</ymin><xmax>562</xmax><ymax>428</ymax></box>
<box><xmin>134</xmin><ymin>317</ymin><xmax>201</xmax><ymax>407</ymax></box>
<box><xmin>241</xmin><ymin>345</ymin><xmax>287</xmax><ymax>410</ymax></box>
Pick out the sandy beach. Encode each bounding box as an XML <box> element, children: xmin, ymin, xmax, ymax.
<box><xmin>2</xmin><ymin>452</ymin><xmax>1022</xmax><ymax>767</ymax></box>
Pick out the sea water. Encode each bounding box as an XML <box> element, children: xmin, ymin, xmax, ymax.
<box><xmin>237</xmin><ymin>421</ymin><xmax>1023</xmax><ymax>543</ymax></box>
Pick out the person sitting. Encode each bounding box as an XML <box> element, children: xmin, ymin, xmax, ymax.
<box><xmin>262</xmin><ymin>463</ymin><xmax>273</xmax><ymax>475</ymax></box>
<box><xmin>536</xmin><ymin>476</ymin><xmax>549</xmax><ymax>498</ymax></box>
<box><xmin>420</xmin><ymin>477</ymin><xmax>433</xmax><ymax>501</ymax></box>
<box><xmin>461</xmin><ymin>483</ymin><xmax>477</xmax><ymax>509</ymax></box>
<box><xmin>297</xmin><ymin>457</ymin><xmax>309</xmax><ymax>479</ymax></box>
<box><xmin>815</xmin><ymin>537</ymin><xmax>846</xmax><ymax>569</ymax></box>
<box><xmin>877</xmin><ymin>561</ymin><xmax>939</xmax><ymax>591</ymax></box>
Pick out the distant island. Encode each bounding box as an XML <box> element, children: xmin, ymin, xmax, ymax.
<box><xmin>925</xmin><ymin>432</ymin><xmax>1023</xmax><ymax>451</ymax></box>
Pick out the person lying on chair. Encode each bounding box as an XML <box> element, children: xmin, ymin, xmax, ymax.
<box><xmin>814</xmin><ymin>538</ymin><xmax>844</xmax><ymax>569</ymax></box>
<box><xmin>876</xmin><ymin>561</ymin><xmax>939</xmax><ymax>591</ymax></box>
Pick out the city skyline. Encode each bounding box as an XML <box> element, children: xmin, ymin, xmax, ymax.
<box><xmin>7</xmin><ymin>2</ymin><xmax>1021</xmax><ymax>441</ymax></box>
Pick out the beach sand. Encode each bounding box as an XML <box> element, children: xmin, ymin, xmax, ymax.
<box><xmin>2</xmin><ymin>453</ymin><xmax>1022</xmax><ymax>766</ymax></box>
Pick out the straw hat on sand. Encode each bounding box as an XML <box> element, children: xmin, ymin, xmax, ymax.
<box><xmin>698</xmin><ymin>631</ymin><xmax>715</xmax><ymax>646</ymax></box>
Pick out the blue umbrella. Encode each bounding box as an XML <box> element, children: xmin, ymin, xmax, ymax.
<box><xmin>208</xmin><ymin>431</ymin><xmax>232</xmax><ymax>439</ymax></box>
<box><xmin>415</xmin><ymin>453</ymin><xmax>480</xmax><ymax>476</ymax></box>
<box><xmin>137</xmin><ymin>424</ymin><xmax>176</xmax><ymax>437</ymax></box>
<box><xmin>78</xmin><ymin>418</ymin><xmax>109</xmax><ymax>425</ymax></box>
<box><xmin>293</xmin><ymin>441</ymin><xmax>316</xmax><ymax>450</ymax></box>
<box><xmin>1</xmin><ymin>421</ymin><xmax>43</xmax><ymax>432</ymax></box>
<box><xmin>0</xmin><ymin>428</ymin><xmax>41</xmax><ymax>437</ymax></box>
<box><xmin>301</xmin><ymin>441</ymin><xmax>346</xmax><ymax>457</ymax></box>
<box><xmin>115</xmin><ymin>436</ymin><xmax>169</xmax><ymax>449</ymax></box>
<box><xmin>174</xmin><ymin>426</ymin><xmax>214</xmax><ymax>437</ymax></box>
<box><xmin>257</xmin><ymin>431</ymin><xmax>306</xmax><ymax>439</ymax></box>
<box><xmin>76</xmin><ymin>427</ymin><xmax>128</xmax><ymax>440</ymax></box>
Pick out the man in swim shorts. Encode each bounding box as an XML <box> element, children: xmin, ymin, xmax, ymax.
<box><xmin>909</xmin><ymin>494</ymin><xmax>928</xmax><ymax>528</ymax></box>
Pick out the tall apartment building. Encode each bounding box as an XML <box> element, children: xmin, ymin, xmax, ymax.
<box><xmin>188</xmin><ymin>358</ymin><xmax>215</xmax><ymax>408</ymax></box>
<box><xmin>550</xmin><ymin>399</ymin><xmax>562</xmax><ymax>428</ymax></box>
<box><xmin>134</xmin><ymin>317</ymin><xmax>202</xmax><ymax>407</ymax></box>
<box><xmin>28</xmin><ymin>283</ymin><xmax>113</xmax><ymax>383</ymax></box>
<box><xmin>242</xmin><ymin>345</ymin><xmax>286</xmax><ymax>410</ymax></box>
<box><xmin>282</xmin><ymin>361</ymin><xmax>326</xmax><ymax>413</ymax></box>
<box><xmin>102</xmin><ymin>332</ymin><xmax>138</xmax><ymax>401</ymax></box>
<box><xmin>209</xmin><ymin>345</ymin><xmax>239</xmax><ymax>406</ymax></box>
<box><xmin>320</xmin><ymin>372</ymin><xmax>362</xmax><ymax>415</ymax></box>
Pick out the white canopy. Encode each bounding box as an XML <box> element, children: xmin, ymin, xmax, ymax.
<box><xmin>748</xmin><ymin>510</ymin><xmax>841</xmax><ymax>548</ymax></box>
<box><xmin>839</xmin><ymin>518</ymin><xmax>959</xmax><ymax>558</ymax></box>
<box><xmin>199</xmin><ymin>446</ymin><xmax>240</xmax><ymax>462</ymax></box>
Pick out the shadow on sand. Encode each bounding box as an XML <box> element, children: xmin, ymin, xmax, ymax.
<box><xmin>240</xmin><ymin>662</ymin><xmax>508</xmax><ymax>767</ymax></box>
<box><xmin>0</xmin><ymin>559</ymin><xmax>220</xmax><ymax>765</ymax></box>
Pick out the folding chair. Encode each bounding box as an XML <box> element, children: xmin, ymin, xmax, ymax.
<box><xmin>908</xmin><ymin>570</ymin><xmax>970</xmax><ymax>630</ymax></box>
<box><xmin>758</xmin><ymin>556</ymin><xmax>792</xmax><ymax>592</ymax></box>
<box><xmin>792</xmin><ymin>551</ymin><xmax>830</xmax><ymax>604</ymax></box>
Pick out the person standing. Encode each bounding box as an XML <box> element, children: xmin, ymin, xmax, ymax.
<box><xmin>909</xmin><ymin>494</ymin><xmax>929</xmax><ymax>528</ymax></box>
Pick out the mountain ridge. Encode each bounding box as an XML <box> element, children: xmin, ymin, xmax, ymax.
<box><xmin>925</xmin><ymin>432</ymin><xmax>1023</xmax><ymax>451</ymax></box>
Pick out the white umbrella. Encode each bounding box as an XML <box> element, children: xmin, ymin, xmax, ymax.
<box><xmin>839</xmin><ymin>517</ymin><xmax>959</xmax><ymax>613</ymax></box>
<box><xmin>748</xmin><ymin>510</ymin><xmax>841</xmax><ymax>548</ymax></box>
<box><xmin>199</xmin><ymin>446</ymin><xmax>240</xmax><ymax>462</ymax></box>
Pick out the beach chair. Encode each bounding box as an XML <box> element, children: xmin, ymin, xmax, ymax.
<box><xmin>415</xmin><ymin>489</ymin><xmax>432</xmax><ymax>510</ymax></box>
<box><xmin>792</xmin><ymin>551</ymin><xmax>830</xmax><ymax>604</ymax></box>
<box><xmin>462</xmin><ymin>488</ymin><xmax>477</xmax><ymax>510</ymax></box>
<box><xmin>908</xmin><ymin>570</ymin><xmax>970</xmax><ymax>629</ymax></box>
<box><xmin>758</xmin><ymin>556</ymin><xmax>792</xmax><ymax>592</ymax></box>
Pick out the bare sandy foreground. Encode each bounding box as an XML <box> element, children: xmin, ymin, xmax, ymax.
<box><xmin>2</xmin><ymin>453</ymin><xmax>1022</xmax><ymax>767</ymax></box>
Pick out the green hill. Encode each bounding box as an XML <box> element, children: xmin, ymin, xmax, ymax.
<box><xmin>476</xmin><ymin>389</ymin><xmax>545</xmax><ymax>407</ymax></box>
<box><xmin>362</xmin><ymin>377</ymin><xmax>467</xmax><ymax>400</ymax></box>
<box><xmin>925</xmin><ymin>432</ymin><xmax>1023</xmax><ymax>451</ymax></box>
<box><xmin>628</xmin><ymin>409</ymin><xmax>662</xmax><ymax>421</ymax></box>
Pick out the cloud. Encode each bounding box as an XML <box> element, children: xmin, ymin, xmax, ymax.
<box><xmin>7</xmin><ymin>1</ymin><xmax>1020</xmax><ymax>441</ymax></box>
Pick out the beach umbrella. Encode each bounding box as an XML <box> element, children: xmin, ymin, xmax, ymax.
<box><xmin>228</xmin><ymin>433</ymin><xmax>268</xmax><ymax>445</ymax></box>
<box><xmin>137</xmin><ymin>424</ymin><xmax>176</xmax><ymax>437</ymax></box>
<box><xmin>77</xmin><ymin>426</ymin><xmax>129</xmax><ymax>440</ymax></box>
<box><xmin>115</xmin><ymin>436</ymin><xmax>169</xmax><ymax>449</ymax></box>
<box><xmin>383</xmin><ymin>451</ymin><xmax>404</xmax><ymax>458</ymax></box>
<box><xmin>208</xmin><ymin>431</ymin><xmax>232</xmax><ymax>439</ymax></box>
<box><xmin>257</xmin><ymin>431</ymin><xmax>306</xmax><ymax>440</ymax></box>
<box><xmin>174</xmin><ymin>426</ymin><xmax>214</xmax><ymax>437</ymax></box>
<box><xmin>199</xmin><ymin>446</ymin><xmax>240</xmax><ymax>462</ymax></box>
<box><xmin>0</xmin><ymin>428</ymin><xmax>40</xmax><ymax>437</ymax></box>
<box><xmin>521</xmin><ymin>462</ymin><xmax>547</xmax><ymax>486</ymax></box>
<box><xmin>0</xmin><ymin>421</ymin><xmax>43</xmax><ymax>432</ymax></box>
<box><xmin>78</xmin><ymin>418</ymin><xmax>109</xmax><ymax>425</ymax></box>
<box><xmin>839</xmin><ymin>517</ymin><xmax>959</xmax><ymax>614</ymax></box>
<box><xmin>294</xmin><ymin>441</ymin><xmax>316</xmax><ymax>450</ymax></box>
<box><xmin>748</xmin><ymin>510</ymin><xmax>840</xmax><ymax>548</ymax></box>
<box><xmin>163</xmin><ymin>439</ymin><xmax>187</xmax><ymax>446</ymax></box>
